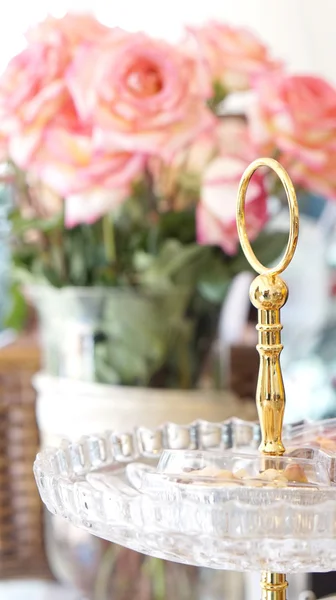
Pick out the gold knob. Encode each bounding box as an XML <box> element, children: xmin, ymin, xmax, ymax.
<box><xmin>236</xmin><ymin>158</ymin><xmax>299</xmax><ymax>456</ymax></box>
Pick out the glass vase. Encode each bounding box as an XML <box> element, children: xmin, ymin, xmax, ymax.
<box><xmin>27</xmin><ymin>285</ymin><xmax>222</xmax><ymax>389</ymax></box>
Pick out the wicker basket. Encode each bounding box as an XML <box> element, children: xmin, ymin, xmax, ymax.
<box><xmin>0</xmin><ymin>333</ymin><xmax>50</xmax><ymax>579</ymax></box>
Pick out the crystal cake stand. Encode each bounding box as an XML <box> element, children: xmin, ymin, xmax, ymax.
<box><xmin>34</xmin><ymin>417</ymin><xmax>336</xmax><ymax>575</ymax></box>
<box><xmin>34</xmin><ymin>158</ymin><xmax>336</xmax><ymax>599</ymax></box>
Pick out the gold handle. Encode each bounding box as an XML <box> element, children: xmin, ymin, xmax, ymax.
<box><xmin>236</xmin><ymin>158</ymin><xmax>299</xmax><ymax>456</ymax></box>
<box><xmin>237</xmin><ymin>157</ymin><xmax>299</xmax><ymax>278</ymax></box>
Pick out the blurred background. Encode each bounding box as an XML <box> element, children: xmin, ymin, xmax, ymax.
<box><xmin>0</xmin><ymin>0</ymin><xmax>335</xmax><ymax>80</ymax></box>
<box><xmin>0</xmin><ymin>1</ymin><xmax>335</xmax><ymax>599</ymax></box>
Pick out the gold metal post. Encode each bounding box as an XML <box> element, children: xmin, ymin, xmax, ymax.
<box><xmin>236</xmin><ymin>158</ymin><xmax>299</xmax><ymax>600</ymax></box>
<box><xmin>249</xmin><ymin>273</ymin><xmax>288</xmax><ymax>455</ymax></box>
<box><xmin>261</xmin><ymin>572</ymin><xmax>288</xmax><ymax>600</ymax></box>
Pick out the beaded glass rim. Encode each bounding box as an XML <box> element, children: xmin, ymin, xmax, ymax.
<box><xmin>34</xmin><ymin>418</ymin><xmax>336</xmax><ymax>573</ymax></box>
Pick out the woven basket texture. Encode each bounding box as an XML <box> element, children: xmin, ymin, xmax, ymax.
<box><xmin>0</xmin><ymin>334</ymin><xmax>50</xmax><ymax>579</ymax></box>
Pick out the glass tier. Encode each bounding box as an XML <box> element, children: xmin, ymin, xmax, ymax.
<box><xmin>34</xmin><ymin>418</ymin><xmax>336</xmax><ymax>574</ymax></box>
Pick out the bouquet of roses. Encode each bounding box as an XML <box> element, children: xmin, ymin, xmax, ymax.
<box><xmin>0</xmin><ymin>13</ymin><xmax>334</xmax><ymax>387</ymax></box>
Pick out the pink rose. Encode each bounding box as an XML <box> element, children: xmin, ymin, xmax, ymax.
<box><xmin>250</xmin><ymin>74</ymin><xmax>336</xmax><ymax>199</ymax></box>
<box><xmin>185</xmin><ymin>22</ymin><xmax>281</xmax><ymax>92</ymax></box>
<box><xmin>0</xmin><ymin>40</ymin><xmax>69</xmax><ymax>166</ymax></box>
<box><xmin>67</xmin><ymin>30</ymin><xmax>215</xmax><ymax>161</ymax></box>
<box><xmin>0</xmin><ymin>131</ymin><xmax>8</xmax><ymax>163</ymax></box>
<box><xmin>0</xmin><ymin>13</ymin><xmax>110</xmax><ymax>168</ymax></box>
<box><xmin>26</xmin><ymin>12</ymin><xmax>110</xmax><ymax>49</ymax></box>
<box><xmin>0</xmin><ymin>51</ymin><xmax>143</xmax><ymax>200</ymax></box>
<box><xmin>26</xmin><ymin>107</ymin><xmax>143</xmax><ymax>219</ymax></box>
<box><xmin>28</xmin><ymin>106</ymin><xmax>144</xmax><ymax>198</ymax></box>
<box><xmin>197</xmin><ymin>155</ymin><xmax>267</xmax><ymax>255</ymax></box>
<box><xmin>0</xmin><ymin>23</ymin><xmax>144</xmax><ymax>203</ymax></box>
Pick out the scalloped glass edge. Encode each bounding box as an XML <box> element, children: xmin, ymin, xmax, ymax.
<box><xmin>34</xmin><ymin>418</ymin><xmax>336</xmax><ymax>573</ymax></box>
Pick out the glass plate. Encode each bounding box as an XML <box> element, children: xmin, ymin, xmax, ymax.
<box><xmin>34</xmin><ymin>418</ymin><xmax>336</xmax><ymax>573</ymax></box>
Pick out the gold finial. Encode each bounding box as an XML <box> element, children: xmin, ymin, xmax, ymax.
<box><xmin>236</xmin><ymin>157</ymin><xmax>299</xmax><ymax>456</ymax></box>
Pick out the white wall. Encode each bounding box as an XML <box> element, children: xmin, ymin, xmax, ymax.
<box><xmin>0</xmin><ymin>0</ymin><xmax>335</xmax><ymax>83</ymax></box>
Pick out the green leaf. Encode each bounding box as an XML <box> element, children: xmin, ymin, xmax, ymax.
<box><xmin>10</xmin><ymin>211</ymin><xmax>62</xmax><ymax>234</ymax></box>
<box><xmin>95</xmin><ymin>288</ymin><xmax>191</xmax><ymax>386</ymax></box>
<box><xmin>99</xmin><ymin>293</ymin><xmax>169</xmax><ymax>384</ymax></box>
<box><xmin>138</xmin><ymin>240</ymin><xmax>210</xmax><ymax>289</ymax></box>
<box><xmin>197</xmin><ymin>256</ymin><xmax>231</xmax><ymax>303</ymax></box>
<box><xmin>41</xmin><ymin>265</ymin><xmax>63</xmax><ymax>288</ymax></box>
<box><xmin>207</xmin><ymin>81</ymin><xmax>228</xmax><ymax>112</ymax></box>
<box><xmin>133</xmin><ymin>251</ymin><xmax>154</xmax><ymax>272</ymax></box>
<box><xmin>229</xmin><ymin>231</ymin><xmax>288</xmax><ymax>275</ymax></box>
<box><xmin>252</xmin><ymin>231</ymin><xmax>289</xmax><ymax>266</ymax></box>
<box><xmin>94</xmin><ymin>343</ymin><xmax>121</xmax><ymax>385</ymax></box>
<box><xmin>157</xmin><ymin>210</ymin><xmax>196</xmax><ymax>245</ymax></box>
<box><xmin>11</xmin><ymin>265</ymin><xmax>44</xmax><ymax>286</ymax></box>
<box><xmin>4</xmin><ymin>283</ymin><xmax>27</xmax><ymax>331</ymax></box>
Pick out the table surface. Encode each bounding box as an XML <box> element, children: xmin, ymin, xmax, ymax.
<box><xmin>0</xmin><ymin>581</ymin><xmax>82</xmax><ymax>600</ymax></box>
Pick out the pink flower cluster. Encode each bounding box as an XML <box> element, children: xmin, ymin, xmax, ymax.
<box><xmin>250</xmin><ymin>74</ymin><xmax>336</xmax><ymax>200</ymax></box>
<box><xmin>0</xmin><ymin>12</ymin><xmax>335</xmax><ymax>254</ymax></box>
<box><xmin>184</xmin><ymin>21</ymin><xmax>281</xmax><ymax>92</ymax></box>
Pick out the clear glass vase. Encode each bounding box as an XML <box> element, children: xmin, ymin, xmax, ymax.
<box><xmin>28</xmin><ymin>285</ymin><xmax>222</xmax><ymax>389</ymax></box>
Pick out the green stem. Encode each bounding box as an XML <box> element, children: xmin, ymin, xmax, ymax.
<box><xmin>102</xmin><ymin>213</ymin><xmax>116</xmax><ymax>263</ymax></box>
<box><xmin>152</xmin><ymin>558</ymin><xmax>166</xmax><ymax>600</ymax></box>
<box><xmin>93</xmin><ymin>544</ymin><xmax>116</xmax><ymax>600</ymax></box>
<box><xmin>59</xmin><ymin>203</ymin><xmax>68</xmax><ymax>282</ymax></box>
<box><xmin>143</xmin><ymin>167</ymin><xmax>157</xmax><ymax>214</ymax></box>
<box><xmin>142</xmin><ymin>557</ymin><xmax>166</xmax><ymax>600</ymax></box>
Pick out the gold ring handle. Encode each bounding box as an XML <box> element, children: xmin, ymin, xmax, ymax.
<box><xmin>236</xmin><ymin>157</ymin><xmax>299</xmax><ymax>276</ymax></box>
